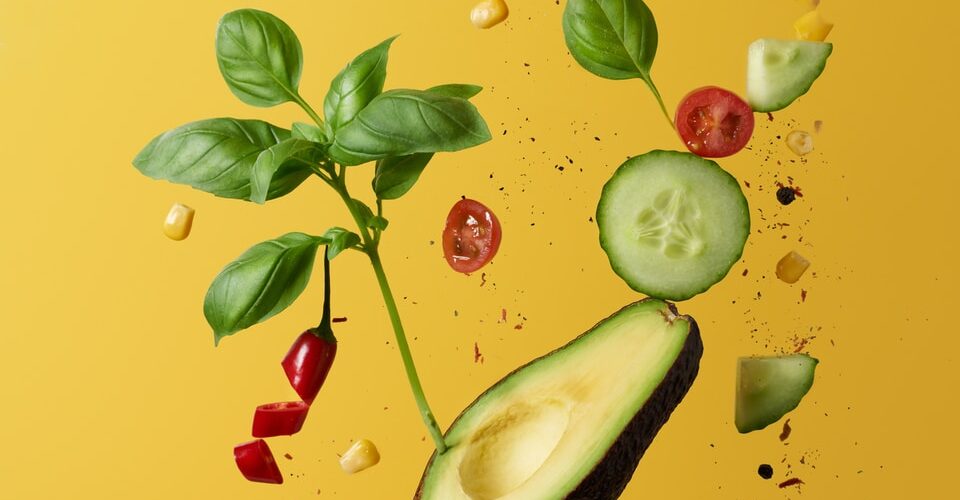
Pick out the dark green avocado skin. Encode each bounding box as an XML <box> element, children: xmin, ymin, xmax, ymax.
<box><xmin>413</xmin><ymin>299</ymin><xmax>704</xmax><ymax>500</ymax></box>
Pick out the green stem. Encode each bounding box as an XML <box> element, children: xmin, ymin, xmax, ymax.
<box><xmin>318</xmin><ymin>251</ymin><xmax>332</xmax><ymax>331</ymax></box>
<box><xmin>325</xmin><ymin>172</ymin><xmax>447</xmax><ymax>454</ymax></box>
<box><xmin>643</xmin><ymin>75</ymin><xmax>674</xmax><ymax>130</ymax></box>
<box><xmin>293</xmin><ymin>92</ymin><xmax>325</xmax><ymax>129</ymax></box>
<box><xmin>368</xmin><ymin>249</ymin><xmax>447</xmax><ymax>454</ymax></box>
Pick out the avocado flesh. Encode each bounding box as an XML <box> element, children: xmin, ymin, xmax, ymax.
<box><xmin>416</xmin><ymin>299</ymin><xmax>703</xmax><ymax>500</ymax></box>
<box><xmin>735</xmin><ymin>354</ymin><xmax>818</xmax><ymax>433</ymax></box>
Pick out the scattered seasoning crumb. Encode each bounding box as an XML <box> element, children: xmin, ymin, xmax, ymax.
<box><xmin>779</xmin><ymin>419</ymin><xmax>792</xmax><ymax>442</ymax></box>
<box><xmin>473</xmin><ymin>342</ymin><xmax>484</xmax><ymax>364</ymax></box>
<box><xmin>778</xmin><ymin>477</ymin><xmax>804</xmax><ymax>488</ymax></box>
<box><xmin>801</xmin><ymin>289</ymin><xmax>808</xmax><ymax>302</ymax></box>
<box><xmin>332</xmin><ymin>317</ymin><xmax>348</xmax><ymax>323</ymax></box>
<box><xmin>284</xmin><ymin>453</ymin><xmax>294</xmax><ymax>460</ymax></box>
<box><xmin>480</xmin><ymin>273</ymin><xmax>487</xmax><ymax>287</ymax></box>
<box><xmin>767</xmin><ymin>112</ymin><xmax>775</xmax><ymax>122</ymax></box>
<box><xmin>514</xmin><ymin>324</ymin><xmax>523</xmax><ymax>330</ymax></box>
<box><xmin>742</xmin><ymin>269</ymin><xmax>749</xmax><ymax>277</ymax></box>
<box><xmin>500</xmin><ymin>308</ymin><xmax>507</xmax><ymax>323</ymax></box>
<box><xmin>814</xmin><ymin>120</ymin><xmax>823</xmax><ymax>133</ymax></box>
<box><xmin>758</xmin><ymin>464</ymin><xmax>774</xmax><ymax>480</ymax></box>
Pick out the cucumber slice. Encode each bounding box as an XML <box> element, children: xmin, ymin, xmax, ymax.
<box><xmin>746</xmin><ymin>39</ymin><xmax>833</xmax><ymax>112</ymax></box>
<box><xmin>597</xmin><ymin>150</ymin><xmax>749</xmax><ymax>301</ymax></box>
<box><xmin>736</xmin><ymin>354</ymin><xmax>818</xmax><ymax>433</ymax></box>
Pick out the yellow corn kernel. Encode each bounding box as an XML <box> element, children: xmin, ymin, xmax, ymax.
<box><xmin>163</xmin><ymin>203</ymin><xmax>195</xmax><ymax>241</ymax></box>
<box><xmin>470</xmin><ymin>0</ymin><xmax>509</xmax><ymax>29</ymax></box>
<box><xmin>794</xmin><ymin>10</ymin><xmax>834</xmax><ymax>41</ymax></box>
<box><xmin>776</xmin><ymin>251</ymin><xmax>811</xmax><ymax>284</ymax></box>
<box><xmin>786</xmin><ymin>130</ymin><xmax>814</xmax><ymax>156</ymax></box>
<box><xmin>339</xmin><ymin>439</ymin><xmax>380</xmax><ymax>474</ymax></box>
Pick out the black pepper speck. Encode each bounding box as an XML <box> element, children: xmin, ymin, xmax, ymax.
<box><xmin>758</xmin><ymin>464</ymin><xmax>774</xmax><ymax>480</ymax></box>
<box><xmin>776</xmin><ymin>186</ymin><xmax>797</xmax><ymax>205</ymax></box>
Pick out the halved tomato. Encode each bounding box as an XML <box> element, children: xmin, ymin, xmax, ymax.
<box><xmin>675</xmin><ymin>86</ymin><xmax>755</xmax><ymax>158</ymax></box>
<box><xmin>442</xmin><ymin>198</ymin><xmax>502</xmax><ymax>274</ymax></box>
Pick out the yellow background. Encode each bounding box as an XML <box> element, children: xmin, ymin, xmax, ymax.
<box><xmin>0</xmin><ymin>0</ymin><xmax>954</xmax><ymax>498</ymax></box>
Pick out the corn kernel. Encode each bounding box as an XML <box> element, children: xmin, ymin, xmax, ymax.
<box><xmin>794</xmin><ymin>9</ymin><xmax>834</xmax><ymax>41</ymax></box>
<box><xmin>339</xmin><ymin>439</ymin><xmax>380</xmax><ymax>474</ymax></box>
<box><xmin>471</xmin><ymin>0</ymin><xmax>509</xmax><ymax>29</ymax></box>
<box><xmin>163</xmin><ymin>203</ymin><xmax>195</xmax><ymax>241</ymax></box>
<box><xmin>776</xmin><ymin>251</ymin><xmax>811</xmax><ymax>284</ymax></box>
<box><xmin>786</xmin><ymin>130</ymin><xmax>814</xmax><ymax>156</ymax></box>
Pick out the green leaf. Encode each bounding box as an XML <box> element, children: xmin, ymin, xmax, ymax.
<box><xmin>216</xmin><ymin>9</ymin><xmax>303</xmax><ymax>107</ymax></box>
<box><xmin>562</xmin><ymin>0</ymin><xmax>658</xmax><ymax>80</ymax></box>
<box><xmin>133</xmin><ymin>118</ymin><xmax>291</xmax><ymax>200</ymax></box>
<box><xmin>291</xmin><ymin>122</ymin><xmax>328</xmax><ymax>143</ymax></box>
<box><xmin>204</xmin><ymin>233</ymin><xmax>326</xmax><ymax>344</ymax></box>
<box><xmin>322</xmin><ymin>227</ymin><xmax>362</xmax><ymax>259</ymax></box>
<box><xmin>324</xmin><ymin>36</ymin><xmax>396</xmax><ymax>131</ymax></box>
<box><xmin>250</xmin><ymin>139</ymin><xmax>324</xmax><ymax>204</ymax></box>
<box><xmin>373</xmin><ymin>153</ymin><xmax>433</xmax><ymax>200</ymax></box>
<box><xmin>350</xmin><ymin>198</ymin><xmax>375</xmax><ymax>226</ymax></box>
<box><xmin>368</xmin><ymin>216</ymin><xmax>389</xmax><ymax>231</ymax></box>
<box><xmin>328</xmin><ymin>89</ymin><xmax>491</xmax><ymax>166</ymax></box>
<box><xmin>426</xmin><ymin>84</ymin><xmax>483</xmax><ymax>100</ymax></box>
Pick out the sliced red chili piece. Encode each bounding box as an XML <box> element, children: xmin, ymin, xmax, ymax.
<box><xmin>234</xmin><ymin>439</ymin><xmax>283</xmax><ymax>484</ymax></box>
<box><xmin>281</xmin><ymin>329</ymin><xmax>337</xmax><ymax>404</ymax></box>
<box><xmin>252</xmin><ymin>401</ymin><xmax>310</xmax><ymax>438</ymax></box>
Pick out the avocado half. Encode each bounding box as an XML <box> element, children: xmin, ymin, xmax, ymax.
<box><xmin>415</xmin><ymin>299</ymin><xmax>703</xmax><ymax>500</ymax></box>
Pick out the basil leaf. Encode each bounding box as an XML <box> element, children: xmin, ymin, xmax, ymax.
<box><xmin>427</xmin><ymin>84</ymin><xmax>483</xmax><ymax>100</ymax></box>
<box><xmin>373</xmin><ymin>153</ymin><xmax>433</xmax><ymax>200</ymax></box>
<box><xmin>562</xmin><ymin>0</ymin><xmax>658</xmax><ymax>80</ymax></box>
<box><xmin>133</xmin><ymin>118</ymin><xmax>289</xmax><ymax>200</ymax></box>
<box><xmin>250</xmin><ymin>139</ymin><xmax>323</xmax><ymax>204</ymax></box>
<box><xmin>322</xmin><ymin>227</ymin><xmax>362</xmax><ymax>260</ymax></box>
<box><xmin>291</xmin><ymin>122</ymin><xmax>327</xmax><ymax>143</ymax></box>
<box><xmin>350</xmin><ymin>198</ymin><xmax>375</xmax><ymax>227</ymax></box>
<box><xmin>204</xmin><ymin>233</ymin><xmax>326</xmax><ymax>345</ymax></box>
<box><xmin>368</xmin><ymin>216</ymin><xmax>389</xmax><ymax>231</ymax></box>
<box><xmin>216</xmin><ymin>9</ymin><xmax>303</xmax><ymax>107</ymax></box>
<box><xmin>328</xmin><ymin>89</ymin><xmax>491</xmax><ymax>166</ymax></box>
<box><xmin>324</xmin><ymin>36</ymin><xmax>396</xmax><ymax>131</ymax></box>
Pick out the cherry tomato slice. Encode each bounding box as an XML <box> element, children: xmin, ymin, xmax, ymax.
<box><xmin>675</xmin><ymin>86</ymin><xmax>755</xmax><ymax>158</ymax></box>
<box><xmin>234</xmin><ymin>439</ymin><xmax>283</xmax><ymax>484</ymax></box>
<box><xmin>252</xmin><ymin>401</ymin><xmax>310</xmax><ymax>438</ymax></box>
<box><xmin>442</xmin><ymin>198</ymin><xmax>502</xmax><ymax>274</ymax></box>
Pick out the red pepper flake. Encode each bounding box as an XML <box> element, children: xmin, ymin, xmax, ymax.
<box><xmin>473</xmin><ymin>342</ymin><xmax>484</xmax><ymax>364</ymax></box>
<box><xmin>514</xmin><ymin>324</ymin><xmax>523</xmax><ymax>330</ymax></box>
<box><xmin>779</xmin><ymin>419</ymin><xmax>792</xmax><ymax>441</ymax></box>
<box><xmin>332</xmin><ymin>317</ymin><xmax>348</xmax><ymax>323</ymax></box>
<box><xmin>778</xmin><ymin>477</ymin><xmax>804</xmax><ymax>488</ymax></box>
<box><xmin>801</xmin><ymin>289</ymin><xmax>808</xmax><ymax>302</ymax></box>
<box><xmin>283</xmin><ymin>453</ymin><xmax>294</xmax><ymax>460</ymax></box>
<box><xmin>500</xmin><ymin>308</ymin><xmax>507</xmax><ymax>323</ymax></box>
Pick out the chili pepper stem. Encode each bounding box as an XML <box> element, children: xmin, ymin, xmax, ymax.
<box><xmin>368</xmin><ymin>250</ymin><xmax>448</xmax><ymax>454</ymax></box>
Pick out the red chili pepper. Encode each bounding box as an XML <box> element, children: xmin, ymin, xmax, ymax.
<box><xmin>281</xmin><ymin>328</ymin><xmax>336</xmax><ymax>404</ymax></box>
<box><xmin>234</xmin><ymin>439</ymin><xmax>283</xmax><ymax>484</ymax></box>
<box><xmin>252</xmin><ymin>401</ymin><xmax>310</xmax><ymax>437</ymax></box>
